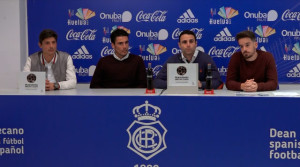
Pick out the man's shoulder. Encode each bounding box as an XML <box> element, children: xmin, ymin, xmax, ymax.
<box><xmin>257</xmin><ymin>50</ymin><xmax>275</xmax><ymax>62</ymax></box>
<box><xmin>57</xmin><ymin>51</ymin><xmax>70</xmax><ymax>57</ymax></box>
<box><xmin>230</xmin><ymin>51</ymin><xmax>243</xmax><ymax>59</ymax></box>
<box><xmin>258</xmin><ymin>50</ymin><xmax>273</xmax><ymax>57</ymax></box>
<box><xmin>166</xmin><ymin>53</ymin><xmax>181</xmax><ymax>63</ymax></box>
<box><xmin>196</xmin><ymin>51</ymin><xmax>211</xmax><ymax>60</ymax></box>
<box><xmin>128</xmin><ymin>54</ymin><xmax>145</xmax><ymax>62</ymax></box>
<box><xmin>232</xmin><ymin>50</ymin><xmax>242</xmax><ymax>55</ymax></box>
<box><xmin>28</xmin><ymin>52</ymin><xmax>42</xmax><ymax>63</ymax></box>
<box><xmin>100</xmin><ymin>55</ymin><xmax>114</xmax><ymax>61</ymax></box>
<box><xmin>97</xmin><ymin>55</ymin><xmax>115</xmax><ymax>64</ymax></box>
<box><xmin>129</xmin><ymin>53</ymin><xmax>142</xmax><ymax>59</ymax></box>
<box><xmin>29</xmin><ymin>51</ymin><xmax>41</xmax><ymax>58</ymax></box>
<box><xmin>197</xmin><ymin>51</ymin><xmax>209</xmax><ymax>56</ymax></box>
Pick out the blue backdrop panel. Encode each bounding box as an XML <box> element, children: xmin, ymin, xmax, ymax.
<box><xmin>27</xmin><ymin>0</ymin><xmax>300</xmax><ymax>83</ymax></box>
<box><xmin>0</xmin><ymin>96</ymin><xmax>299</xmax><ymax>166</ymax></box>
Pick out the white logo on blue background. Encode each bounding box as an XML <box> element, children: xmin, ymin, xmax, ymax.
<box><xmin>244</xmin><ymin>10</ymin><xmax>278</xmax><ymax>21</ymax></box>
<box><xmin>127</xmin><ymin>101</ymin><xmax>167</xmax><ymax>160</ymax></box>
<box><xmin>177</xmin><ymin>9</ymin><xmax>198</xmax><ymax>23</ymax></box>
<box><xmin>72</xmin><ymin>45</ymin><xmax>93</xmax><ymax>59</ymax></box>
<box><xmin>287</xmin><ymin>63</ymin><xmax>300</xmax><ymax>78</ymax></box>
<box><xmin>99</xmin><ymin>11</ymin><xmax>132</xmax><ymax>22</ymax></box>
<box><xmin>214</xmin><ymin>27</ymin><xmax>235</xmax><ymax>42</ymax></box>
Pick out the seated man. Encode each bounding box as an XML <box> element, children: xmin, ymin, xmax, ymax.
<box><xmin>154</xmin><ymin>30</ymin><xmax>223</xmax><ymax>89</ymax></box>
<box><xmin>23</xmin><ymin>29</ymin><xmax>77</xmax><ymax>91</ymax></box>
<box><xmin>226</xmin><ymin>30</ymin><xmax>278</xmax><ymax>92</ymax></box>
<box><xmin>90</xmin><ymin>29</ymin><xmax>146</xmax><ymax>88</ymax></box>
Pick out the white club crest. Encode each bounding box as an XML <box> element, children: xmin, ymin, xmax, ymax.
<box><xmin>127</xmin><ymin>101</ymin><xmax>167</xmax><ymax>160</ymax></box>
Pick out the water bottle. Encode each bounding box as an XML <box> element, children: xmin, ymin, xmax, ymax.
<box><xmin>206</xmin><ymin>63</ymin><xmax>212</xmax><ymax>90</ymax></box>
<box><xmin>147</xmin><ymin>62</ymin><xmax>154</xmax><ymax>90</ymax></box>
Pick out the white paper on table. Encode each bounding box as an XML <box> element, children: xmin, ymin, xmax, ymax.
<box><xmin>273</xmin><ymin>92</ymin><xmax>300</xmax><ymax>96</ymax></box>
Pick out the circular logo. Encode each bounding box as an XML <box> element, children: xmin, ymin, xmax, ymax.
<box><xmin>132</xmin><ymin>126</ymin><xmax>162</xmax><ymax>154</ymax></box>
<box><xmin>177</xmin><ymin>66</ymin><xmax>187</xmax><ymax>75</ymax></box>
<box><xmin>27</xmin><ymin>73</ymin><xmax>36</xmax><ymax>83</ymax></box>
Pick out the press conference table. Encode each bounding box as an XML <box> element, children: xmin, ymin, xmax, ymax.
<box><xmin>0</xmin><ymin>84</ymin><xmax>300</xmax><ymax>167</ymax></box>
<box><xmin>1</xmin><ymin>84</ymin><xmax>300</xmax><ymax>97</ymax></box>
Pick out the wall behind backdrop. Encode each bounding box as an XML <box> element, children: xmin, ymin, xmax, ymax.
<box><xmin>0</xmin><ymin>0</ymin><xmax>27</xmax><ymax>89</ymax></box>
<box><xmin>27</xmin><ymin>0</ymin><xmax>300</xmax><ymax>83</ymax></box>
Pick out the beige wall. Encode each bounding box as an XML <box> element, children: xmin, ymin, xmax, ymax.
<box><xmin>0</xmin><ymin>0</ymin><xmax>27</xmax><ymax>89</ymax></box>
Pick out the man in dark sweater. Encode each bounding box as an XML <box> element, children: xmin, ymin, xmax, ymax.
<box><xmin>154</xmin><ymin>30</ymin><xmax>223</xmax><ymax>89</ymax></box>
<box><xmin>226</xmin><ymin>30</ymin><xmax>278</xmax><ymax>91</ymax></box>
<box><xmin>90</xmin><ymin>29</ymin><xmax>146</xmax><ymax>88</ymax></box>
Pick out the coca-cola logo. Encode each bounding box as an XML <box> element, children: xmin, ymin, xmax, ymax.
<box><xmin>66</xmin><ymin>29</ymin><xmax>97</xmax><ymax>40</ymax></box>
<box><xmin>208</xmin><ymin>46</ymin><xmax>240</xmax><ymax>58</ymax></box>
<box><xmin>136</xmin><ymin>10</ymin><xmax>167</xmax><ymax>22</ymax></box>
<box><xmin>281</xmin><ymin>9</ymin><xmax>300</xmax><ymax>21</ymax></box>
<box><xmin>172</xmin><ymin>29</ymin><xmax>181</xmax><ymax>39</ymax></box>
<box><xmin>190</xmin><ymin>28</ymin><xmax>204</xmax><ymax>39</ymax></box>
<box><xmin>100</xmin><ymin>46</ymin><xmax>114</xmax><ymax>57</ymax></box>
<box><xmin>172</xmin><ymin>28</ymin><xmax>203</xmax><ymax>40</ymax></box>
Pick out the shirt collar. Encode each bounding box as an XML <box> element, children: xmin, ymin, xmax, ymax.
<box><xmin>181</xmin><ymin>50</ymin><xmax>198</xmax><ymax>63</ymax></box>
<box><xmin>113</xmin><ymin>52</ymin><xmax>130</xmax><ymax>61</ymax></box>
<box><xmin>41</xmin><ymin>52</ymin><xmax>57</xmax><ymax>65</ymax></box>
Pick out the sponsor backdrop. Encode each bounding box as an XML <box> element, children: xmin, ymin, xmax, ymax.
<box><xmin>27</xmin><ymin>0</ymin><xmax>300</xmax><ymax>83</ymax></box>
<box><xmin>0</xmin><ymin>96</ymin><xmax>300</xmax><ymax>166</ymax></box>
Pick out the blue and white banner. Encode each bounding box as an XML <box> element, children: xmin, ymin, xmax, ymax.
<box><xmin>27</xmin><ymin>0</ymin><xmax>300</xmax><ymax>83</ymax></box>
<box><xmin>0</xmin><ymin>95</ymin><xmax>300</xmax><ymax>166</ymax></box>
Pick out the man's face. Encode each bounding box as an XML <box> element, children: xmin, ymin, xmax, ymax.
<box><xmin>238</xmin><ymin>37</ymin><xmax>258</xmax><ymax>61</ymax></box>
<box><xmin>111</xmin><ymin>36</ymin><xmax>129</xmax><ymax>58</ymax></box>
<box><xmin>178</xmin><ymin>34</ymin><xmax>197</xmax><ymax>57</ymax></box>
<box><xmin>38</xmin><ymin>37</ymin><xmax>57</xmax><ymax>56</ymax></box>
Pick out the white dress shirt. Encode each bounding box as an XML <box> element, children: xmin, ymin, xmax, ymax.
<box><xmin>113</xmin><ymin>52</ymin><xmax>130</xmax><ymax>61</ymax></box>
<box><xmin>181</xmin><ymin>50</ymin><xmax>199</xmax><ymax>63</ymax></box>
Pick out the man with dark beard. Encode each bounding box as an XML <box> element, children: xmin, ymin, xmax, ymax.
<box><xmin>226</xmin><ymin>30</ymin><xmax>278</xmax><ymax>92</ymax></box>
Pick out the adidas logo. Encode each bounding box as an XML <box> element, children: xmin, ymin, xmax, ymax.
<box><xmin>177</xmin><ymin>9</ymin><xmax>198</xmax><ymax>23</ymax></box>
<box><xmin>287</xmin><ymin>63</ymin><xmax>300</xmax><ymax>77</ymax></box>
<box><xmin>214</xmin><ymin>27</ymin><xmax>235</xmax><ymax>41</ymax></box>
<box><xmin>72</xmin><ymin>45</ymin><xmax>93</xmax><ymax>59</ymax></box>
